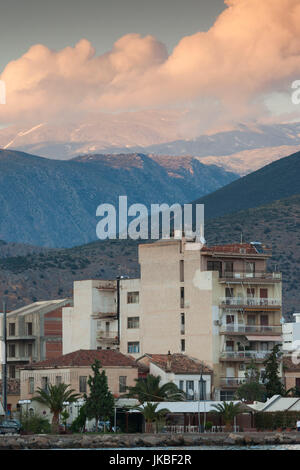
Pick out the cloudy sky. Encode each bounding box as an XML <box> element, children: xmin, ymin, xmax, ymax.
<box><xmin>1</xmin><ymin>0</ymin><xmax>300</xmax><ymax>129</ymax></box>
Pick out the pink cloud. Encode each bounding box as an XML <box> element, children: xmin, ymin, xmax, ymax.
<box><xmin>1</xmin><ymin>0</ymin><xmax>300</xmax><ymax>125</ymax></box>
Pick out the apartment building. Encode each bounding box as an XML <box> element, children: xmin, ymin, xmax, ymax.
<box><xmin>63</xmin><ymin>278</ymin><xmax>141</xmax><ymax>355</ymax></box>
<box><xmin>282</xmin><ymin>313</ymin><xmax>300</xmax><ymax>352</ymax></box>
<box><xmin>0</xmin><ymin>299</ymin><xmax>71</xmax><ymax>380</ymax></box>
<box><xmin>63</xmin><ymin>237</ymin><xmax>282</xmax><ymax>400</ymax></box>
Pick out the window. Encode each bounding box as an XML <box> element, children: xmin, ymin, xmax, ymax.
<box><xmin>246</xmin><ymin>262</ymin><xmax>255</xmax><ymax>274</ymax></box>
<box><xmin>119</xmin><ymin>376</ymin><xmax>127</xmax><ymax>393</ymax></box>
<box><xmin>180</xmin><ymin>287</ymin><xmax>185</xmax><ymax>308</ymax></box>
<box><xmin>127</xmin><ymin>317</ymin><xmax>140</xmax><ymax>329</ymax></box>
<box><xmin>179</xmin><ymin>380</ymin><xmax>184</xmax><ymax>391</ymax></box>
<box><xmin>180</xmin><ymin>260</ymin><xmax>184</xmax><ymax>282</ymax></box>
<box><xmin>26</xmin><ymin>322</ymin><xmax>33</xmax><ymax>336</ymax></box>
<box><xmin>79</xmin><ymin>376</ymin><xmax>87</xmax><ymax>393</ymax></box>
<box><xmin>8</xmin><ymin>344</ymin><xmax>16</xmax><ymax>357</ymax></box>
<box><xmin>8</xmin><ymin>323</ymin><xmax>15</xmax><ymax>336</ymax></box>
<box><xmin>127</xmin><ymin>342</ymin><xmax>140</xmax><ymax>354</ymax></box>
<box><xmin>186</xmin><ymin>381</ymin><xmax>194</xmax><ymax>400</ymax></box>
<box><xmin>55</xmin><ymin>376</ymin><xmax>62</xmax><ymax>386</ymax></box>
<box><xmin>296</xmin><ymin>378</ymin><xmax>300</xmax><ymax>392</ymax></box>
<box><xmin>41</xmin><ymin>377</ymin><xmax>48</xmax><ymax>392</ymax></box>
<box><xmin>181</xmin><ymin>339</ymin><xmax>185</xmax><ymax>352</ymax></box>
<box><xmin>26</xmin><ymin>343</ymin><xmax>33</xmax><ymax>357</ymax></box>
<box><xmin>127</xmin><ymin>292</ymin><xmax>139</xmax><ymax>304</ymax></box>
<box><xmin>225</xmin><ymin>287</ymin><xmax>234</xmax><ymax>298</ymax></box>
<box><xmin>247</xmin><ymin>315</ymin><xmax>256</xmax><ymax>326</ymax></box>
<box><xmin>225</xmin><ymin>262</ymin><xmax>233</xmax><ymax>276</ymax></box>
<box><xmin>180</xmin><ymin>313</ymin><xmax>185</xmax><ymax>334</ymax></box>
<box><xmin>226</xmin><ymin>341</ymin><xmax>234</xmax><ymax>352</ymax></box>
<box><xmin>220</xmin><ymin>391</ymin><xmax>235</xmax><ymax>401</ymax></box>
<box><xmin>207</xmin><ymin>260</ymin><xmax>222</xmax><ymax>277</ymax></box>
<box><xmin>29</xmin><ymin>377</ymin><xmax>34</xmax><ymax>394</ymax></box>
<box><xmin>260</xmin><ymin>315</ymin><xmax>269</xmax><ymax>326</ymax></box>
<box><xmin>9</xmin><ymin>365</ymin><xmax>16</xmax><ymax>379</ymax></box>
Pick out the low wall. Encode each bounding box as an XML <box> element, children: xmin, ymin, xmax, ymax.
<box><xmin>0</xmin><ymin>432</ymin><xmax>300</xmax><ymax>449</ymax></box>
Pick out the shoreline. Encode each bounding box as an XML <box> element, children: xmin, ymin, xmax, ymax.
<box><xmin>1</xmin><ymin>432</ymin><xmax>300</xmax><ymax>449</ymax></box>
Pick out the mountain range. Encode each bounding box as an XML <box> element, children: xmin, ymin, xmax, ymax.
<box><xmin>1</xmin><ymin>114</ymin><xmax>300</xmax><ymax>176</ymax></box>
<box><xmin>1</xmin><ymin>149</ymin><xmax>300</xmax><ymax>315</ymax></box>
<box><xmin>0</xmin><ymin>149</ymin><xmax>236</xmax><ymax>247</ymax></box>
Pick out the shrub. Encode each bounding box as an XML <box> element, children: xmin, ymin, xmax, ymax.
<box><xmin>21</xmin><ymin>413</ymin><xmax>51</xmax><ymax>434</ymax></box>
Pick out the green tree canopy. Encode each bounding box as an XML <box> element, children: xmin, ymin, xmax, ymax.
<box><xmin>32</xmin><ymin>383</ymin><xmax>80</xmax><ymax>433</ymax></box>
<box><xmin>84</xmin><ymin>359</ymin><xmax>115</xmax><ymax>429</ymax></box>
<box><xmin>263</xmin><ymin>344</ymin><xmax>284</xmax><ymax>398</ymax></box>
<box><xmin>211</xmin><ymin>401</ymin><xmax>242</xmax><ymax>427</ymax></box>
<box><xmin>126</xmin><ymin>374</ymin><xmax>185</xmax><ymax>404</ymax></box>
<box><xmin>235</xmin><ymin>360</ymin><xmax>267</xmax><ymax>402</ymax></box>
<box><xmin>134</xmin><ymin>402</ymin><xmax>170</xmax><ymax>433</ymax></box>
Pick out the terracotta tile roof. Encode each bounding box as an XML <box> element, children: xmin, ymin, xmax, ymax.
<box><xmin>22</xmin><ymin>349</ymin><xmax>137</xmax><ymax>369</ymax></box>
<box><xmin>283</xmin><ymin>356</ymin><xmax>300</xmax><ymax>372</ymax></box>
<box><xmin>145</xmin><ymin>353</ymin><xmax>212</xmax><ymax>375</ymax></box>
<box><xmin>201</xmin><ymin>243</ymin><xmax>259</xmax><ymax>254</ymax></box>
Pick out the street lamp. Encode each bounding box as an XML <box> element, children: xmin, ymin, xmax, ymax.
<box><xmin>198</xmin><ymin>364</ymin><xmax>206</xmax><ymax>433</ymax></box>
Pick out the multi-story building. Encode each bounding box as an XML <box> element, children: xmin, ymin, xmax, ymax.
<box><xmin>63</xmin><ymin>237</ymin><xmax>283</xmax><ymax>400</ymax></box>
<box><xmin>0</xmin><ymin>299</ymin><xmax>71</xmax><ymax>380</ymax></box>
<box><xmin>282</xmin><ymin>313</ymin><xmax>300</xmax><ymax>352</ymax></box>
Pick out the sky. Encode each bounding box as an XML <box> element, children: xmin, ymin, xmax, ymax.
<box><xmin>1</xmin><ymin>0</ymin><xmax>300</xmax><ymax>129</ymax></box>
<box><xmin>0</xmin><ymin>0</ymin><xmax>226</xmax><ymax>72</ymax></box>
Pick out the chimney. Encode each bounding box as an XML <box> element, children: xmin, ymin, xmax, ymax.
<box><xmin>166</xmin><ymin>351</ymin><xmax>172</xmax><ymax>372</ymax></box>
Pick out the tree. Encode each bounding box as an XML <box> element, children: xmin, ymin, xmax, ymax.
<box><xmin>263</xmin><ymin>344</ymin><xmax>284</xmax><ymax>398</ymax></box>
<box><xmin>126</xmin><ymin>374</ymin><xmax>185</xmax><ymax>403</ymax></box>
<box><xmin>32</xmin><ymin>383</ymin><xmax>80</xmax><ymax>433</ymax></box>
<box><xmin>84</xmin><ymin>359</ymin><xmax>115</xmax><ymax>431</ymax></box>
<box><xmin>70</xmin><ymin>404</ymin><xmax>88</xmax><ymax>433</ymax></box>
<box><xmin>211</xmin><ymin>402</ymin><xmax>242</xmax><ymax>431</ymax></box>
<box><xmin>134</xmin><ymin>402</ymin><xmax>170</xmax><ymax>433</ymax></box>
<box><xmin>235</xmin><ymin>360</ymin><xmax>266</xmax><ymax>402</ymax></box>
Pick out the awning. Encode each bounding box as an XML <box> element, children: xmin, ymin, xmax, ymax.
<box><xmin>246</xmin><ymin>335</ymin><xmax>282</xmax><ymax>342</ymax></box>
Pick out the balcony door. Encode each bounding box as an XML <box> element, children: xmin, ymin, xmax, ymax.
<box><xmin>260</xmin><ymin>288</ymin><xmax>268</xmax><ymax>305</ymax></box>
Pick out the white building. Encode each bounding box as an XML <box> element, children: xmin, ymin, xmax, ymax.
<box><xmin>282</xmin><ymin>313</ymin><xmax>300</xmax><ymax>352</ymax></box>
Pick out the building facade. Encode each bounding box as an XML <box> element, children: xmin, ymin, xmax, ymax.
<box><xmin>1</xmin><ymin>299</ymin><xmax>71</xmax><ymax>380</ymax></box>
<box><xmin>63</xmin><ymin>238</ymin><xmax>283</xmax><ymax>400</ymax></box>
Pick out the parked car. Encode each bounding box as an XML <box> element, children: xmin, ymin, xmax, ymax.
<box><xmin>0</xmin><ymin>419</ymin><xmax>21</xmax><ymax>434</ymax></box>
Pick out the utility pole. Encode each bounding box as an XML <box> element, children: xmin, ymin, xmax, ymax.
<box><xmin>1</xmin><ymin>301</ymin><xmax>7</xmax><ymax>417</ymax></box>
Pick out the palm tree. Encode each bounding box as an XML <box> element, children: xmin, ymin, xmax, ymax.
<box><xmin>32</xmin><ymin>383</ymin><xmax>81</xmax><ymax>433</ymax></box>
<box><xmin>134</xmin><ymin>402</ymin><xmax>170</xmax><ymax>433</ymax></box>
<box><xmin>211</xmin><ymin>401</ymin><xmax>242</xmax><ymax>431</ymax></box>
<box><xmin>126</xmin><ymin>374</ymin><xmax>185</xmax><ymax>403</ymax></box>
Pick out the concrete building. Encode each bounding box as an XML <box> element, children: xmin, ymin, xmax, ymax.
<box><xmin>136</xmin><ymin>353</ymin><xmax>213</xmax><ymax>400</ymax></box>
<box><xmin>283</xmin><ymin>356</ymin><xmax>300</xmax><ymax>392</ymax></box>
<box><xmin>63</xmin><ymin>237</ymin><xmax>283</xmax><ymax>400</ymax></box>
<box><xmin>282</xmin><ymin>313</ymin><xmax>300</xmax><ymax>352</ymax></box>
<box><xmin>0</xmin><ymin>299</ymin><xmax>71</xmax><ymax>380</ymax></box>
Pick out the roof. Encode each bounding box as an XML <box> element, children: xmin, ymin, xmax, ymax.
<box><xmin>21</xmin><ymin>349</ymin><xmax>138</xmax><ymax>370</ymax></box>
<box><xmin>140</xmin><ymin>353</ymin><xmax>212</xmax><ymax>375</ymax></box>
<box><xmin>283</xmin><ymin>356</ymin><xmax>300</xmax><ymax>372</ymax></box>
<box><xmin>129</xmin><ymin>401</ymin><xmax>252</xmax><ymax>414</ymax></box>
<box><xmin>201</xmin><ymin>243</ymin><xmax>261</xmax><ymax>255</ymax></box>
<box><xmin>7</xmin><ymin>299</ymin><xmax>71</xmax><ymax>318</ymax></box>
<box><xmin>249</xmin><ymin>395</ymin><xmax>300</xmax><ymax>412</ymax></box>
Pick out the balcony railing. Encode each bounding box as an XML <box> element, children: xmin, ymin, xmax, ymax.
<box><xmin>96</xmin><ymin>331</ymin><xmax>119</xmax><ymax>343</ymax></box>
<box><xmin>220</xmin><ymin>350</ymin><xmax>271</xmax><ymax>360</ymax></box>
<box><xmin>220</xmin><ymin>271</ymin><xmax>281</xmax><ymax>281</ymax></box>
<box><xmin>220</xmin><ymin>377</ymin><xmax>264</xmax><ymax>387</ymax></box>
<box><xmin>220</xmin><ymin>324</ymin><xmax>282</xmax><ymax>334</ymax></box>
<box><xmin>220</xmin><ymin>297</ymin><xmax>281</xmax><ymax>307</ymax></box>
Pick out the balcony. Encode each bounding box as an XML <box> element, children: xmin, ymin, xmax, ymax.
<box><xmin>6</xmin><ymin>335</ymin><xmax>36</xmax><ymax>341</ymax></box>
<box><xmin>96</xmin><ymin>330</ymin><xmax>119</xmax><ymax>344</ymax></box>
<box><xmin>91</xmin><ymin>311</ymin><xmax>117</xmax><ymax>320</ymax></box>
<box><xmin>219</xmin><ymin>271</ymin><xmax>281</xmax><ymax>282</ymax></box>
<box><xmin>220</xmin><ymin>297</ymin><xmax>281</xmax><ymax>308</ymax></box>
<box><xmin>220</xmin><ymin>324</ymin><xmax>282</xmax><ymax>335</ymax></box>
<box><xmin>220</xmin><ymin>377</ymin><xmax>264</xmax><ymax>388</ymax></box>
<box><xmin>219</xmin><ymin>350</ymin><xmax>271</xmax><ymax>361</ymax></box>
